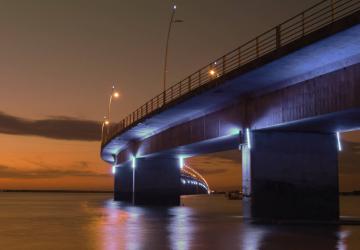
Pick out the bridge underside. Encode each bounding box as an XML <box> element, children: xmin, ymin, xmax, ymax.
<box><xmin>114</xmin><ymin>61</ymin><xmax>360</xmax><ymax>161</ymax></box>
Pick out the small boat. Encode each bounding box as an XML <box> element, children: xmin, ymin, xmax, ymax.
<box><xmin>226</xmin><ymin>191</ymin><xmax>243</xmax><ymax>200</ymax></box>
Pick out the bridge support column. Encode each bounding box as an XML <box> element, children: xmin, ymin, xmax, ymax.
<box><xmin>114</xmin><ymin>162</ymin><xmax>133</xmax><ymax>202</ymax></box>
<box><xmin>114</xmin><ymin>157</ymin><xmax>181</xmax><ymax>206</ymax></box>
<box><xmin>242</xmin><ymin>131</ymin><xmax>339</xmax><ymax>221</ymax></box>
<box><xmin>134</xmin><ymin>157</ymin><xmax>180</xmax><ymax>206</ymax></box>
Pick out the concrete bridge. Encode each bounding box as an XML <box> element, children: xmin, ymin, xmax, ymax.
<box><xmin>101</xmin><ymin>0</ymin><xmax>360</xmax><ymax>221</ymax></box>
<box><xmin>113</xmin><ymin>163</ymin><xmax>209</xmax><ymax>205</ymax></box>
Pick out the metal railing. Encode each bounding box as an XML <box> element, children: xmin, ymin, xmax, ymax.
<box><xmin>102</xmin><ymin>0</ymin><xmax>360</xmax><ymax>146</ymax></box>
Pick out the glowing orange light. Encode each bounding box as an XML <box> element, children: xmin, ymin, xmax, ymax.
<box><xmin>209</xmin><ymin>69</ymin><xmax>216</xmax><ymax>76</ymax></box>
<box><xmin>113</xmin><ymin>92</ymin><xmax>120</xmax><ymax>98</ymax></box>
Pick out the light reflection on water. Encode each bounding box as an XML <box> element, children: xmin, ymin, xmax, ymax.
<box><xmin>240</xmin><ymin>226</ymin><xmax>267</xmax><ymax>250</ymax></box>
<box><xmin>0</xmin><ymin>193</ymin><xmax>359</xmax><ymax>250</ymax></box>
<box><xmin>168</xmin><ymin>207</ymin><xmax>194</xmax><ymax>250</ymax></box>
<box><xmin>96</xmin><ymin>200</ymin><xmax>196</xmax><ymax>250</ymax></box>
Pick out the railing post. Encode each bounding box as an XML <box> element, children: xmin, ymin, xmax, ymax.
<box><xmin>276</xmin><ymin>25</ymin><xmax>281</xmax><ymax>49</ymax></box>
<box><xmin>238</xmin><ymin>47</ymin><xmax>241</xmax><ymax>67</ymax></box>
<box><xmin>256</xmin><ymin>37</ymin><xmax>259</xmax><ymax>57</ymax></box>
<box><xmin>331</xmin><ymin>0</ymin><xmax>335</xmax><ymax>22</ymax></box>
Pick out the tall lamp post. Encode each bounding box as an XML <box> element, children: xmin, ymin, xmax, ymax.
<box><xmin>163</xmin><ymin>4</ymin><xmax>183</xmax><ymax>101</ymax></box>
<box><xmin>108</xmin><ymin>85</ymin><xmax>120</xmax><ymax>123</ymax></box>
<box><xmin>101</xmin><ymin>85</ymin><xmax>120</xmax><ymax>137</ymax></box>
<box><xmin>101</xmin><ymin>116</ymin><xmax>109</xmax><ymax>143</ymax></box>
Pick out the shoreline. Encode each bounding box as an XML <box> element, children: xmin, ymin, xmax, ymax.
<box><xmin>0</xmin><ymin>190</ymin><xmax>113</xmax><ymax>194</ymax></box>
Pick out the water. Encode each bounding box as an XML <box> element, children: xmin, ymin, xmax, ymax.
<box><xmin>0</xmin><ymin>193</ymin><xmax>359</xmax><ymax>250</ymax></box>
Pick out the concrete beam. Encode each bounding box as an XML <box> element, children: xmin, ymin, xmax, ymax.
<box><xmin>115</xmin><ymin>62</ymin><xmax>360</xmax><ymax>164</ymax></box>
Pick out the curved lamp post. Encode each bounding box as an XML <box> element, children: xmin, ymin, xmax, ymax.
<box><xmin>101</xmin><ymin>85</ymin><xmax>120</xmax><ymax>137</ymax></box>
<box><xmin>108</xmin><ymin>85</ymin><xmax>120</xmax><ymax>123</ymax></box>
<box><xmin>163</xmin><ymin>4</ymin><xmax>183</xmax><ymax>102</ymax></box>
<box><xmin>101</xmin><ymin>116</ymin><xmax>109</xmax><ymax>143</ymax></box>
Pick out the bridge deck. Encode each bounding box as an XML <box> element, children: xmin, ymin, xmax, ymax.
<box><xmin>102</xmin><ymin>0</ymin><xmax>360</xmax><ymax>163</ymax></box>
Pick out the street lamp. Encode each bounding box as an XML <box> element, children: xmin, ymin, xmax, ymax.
<box><xmin>163</xmin><ymin>4</ymin><xmax>183</xmax><ymax>97</ymax></box>
<box><xmin>107</xmin><ymin>85</ymin><xmax>120</xmax><ymax>123</ymax></box>
<box><xmin>209</xmin><ymin>69</ymin><xmax>219</xmax><ymax>78</ymax></box>
<box><xmin>101</xmin><ymin>116</ymin><xmax>110</xmax><ymax>143</ymax></box>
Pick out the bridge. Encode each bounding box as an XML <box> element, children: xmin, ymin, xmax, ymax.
<box><xmin>180</xmin><ymin>165</ymin><xmax>210</xmax><ymax>196</ymax></box>
<box><xmin>114</xmin><ymin>163</ymin><xmax>209</xmax><ymax>205</ymax></box>
<box><xmin>101</xmin><ymin>0</ymin><xmax>360</xmax><ymax>221</ymax></box>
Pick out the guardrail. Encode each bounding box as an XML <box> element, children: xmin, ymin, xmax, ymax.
<box><xmin>102</xmin><ymin>0</ymin><xmax>360</xmax><ymax>146</ymax></box>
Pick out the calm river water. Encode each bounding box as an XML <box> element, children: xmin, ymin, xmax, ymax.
<box><xmin>0</xmin><ymin>193</ymin><xmax>359</xmax><ymax>250</ymax></box>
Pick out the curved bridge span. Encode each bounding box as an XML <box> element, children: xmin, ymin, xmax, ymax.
<box><xmin>102</xmin><ymin>0</ymin><xmax>360</xmax><ymax>221</ymax></box>
<box><xmin>181</xmin><ymin>166</ymin><xmax>210</xmax><ymax>195</ymax></box>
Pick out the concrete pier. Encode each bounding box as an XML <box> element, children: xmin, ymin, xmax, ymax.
<box><xmin>114</xmin><ymin>161</ymin><xmax>133</xmax><ymax>202</ymax></box>
<box><xmin>114</xmin><ymin>157</ymin><xmax>181</xmax><ymax>206</ymax></box>
<box><xmin>134</xmin><ymin>157</ymin><xmax>180</xmax><ymax>206</ymax></box>
<box><xmin>242</xmin><ymin>131</ymin><xmax>339</xmax><ymax>221</ymax></box>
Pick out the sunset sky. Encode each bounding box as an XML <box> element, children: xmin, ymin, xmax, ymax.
<box><xmin>0</xmin><ymin>0</ymin><xmax>359</xmax><ymax>192</ymax></box>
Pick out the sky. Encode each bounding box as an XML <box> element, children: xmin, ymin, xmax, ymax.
<box><xmin>0</xmin><ymin>0</ymin><xmax>359</xmax><ymax>191</ymax></box>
